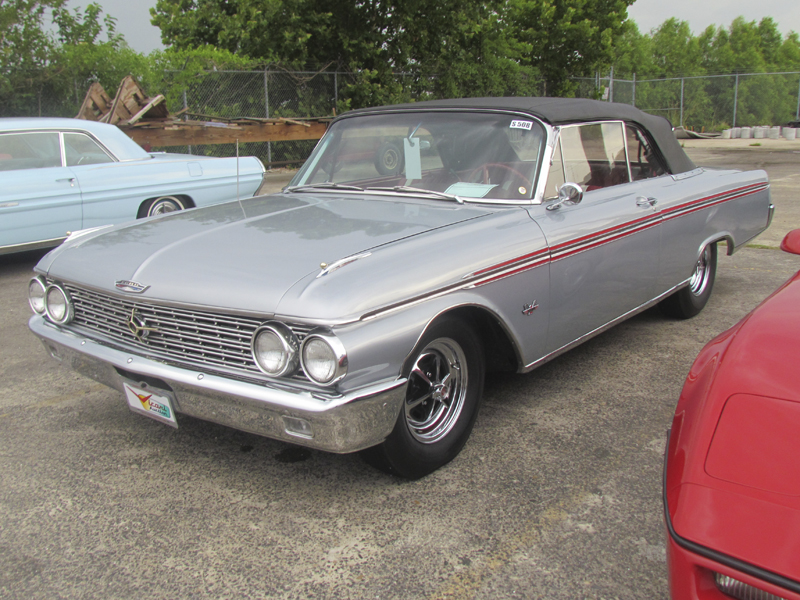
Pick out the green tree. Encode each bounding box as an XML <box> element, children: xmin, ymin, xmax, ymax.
<box><xmin>511</xmin><ymin>0</ymin><xmax>635</xmax><ymax>96</ymax></box>
<box><xmin>151</xmin><ymin>0</ymin><xmax>634</xmax><ymax>106</ymax></box>
<box><xmin>0</xmin><ymin>0</ymin><xmax>153</xmax><ymax>117</ymax></box>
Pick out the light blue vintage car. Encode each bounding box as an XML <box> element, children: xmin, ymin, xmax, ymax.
<box><xmin>27</xmin><ymin>99</ymin><xmax>773</xmax><ymax>478</ymax></box>
<box><xmin>1</xmin><ymin>117</ymin><xmax>266</xmax><ymax>254</ymax></box>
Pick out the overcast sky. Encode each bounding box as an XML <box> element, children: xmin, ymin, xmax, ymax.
<box><xmin>61</xmin><ymin>0</ymin><xmax>800</xmax><ymax>55</ymax></box>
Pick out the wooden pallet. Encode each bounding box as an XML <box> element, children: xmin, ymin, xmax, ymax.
<box><xmin>75</xmin><ymin>77</ymin><xmax>329</xmax><ymax>148</ymax></box>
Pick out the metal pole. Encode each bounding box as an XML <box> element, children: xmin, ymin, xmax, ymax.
<box><xmin>609</xmin><ymin>66</ymin><xmax>614</xmax><ymax>102</ymax></box>
<box><xmin>733</xmin><ymin>73</ymin><xmax>739</xmax><ymax>128</ymax></box>
<box><xmin>632</xmin><ymin>72</ymin><xmax>636</xmax><ymax>107</ymax></box>
<box><xmin>334</xmin><ymin>72</ymin><xmax>338</xmax><ymax>112</ymax></box>
<box><xmin>183</xmin><ymin>90</ymin><xmax>191</xmax><ymax>155</ymax></box>
<box><xmin>796</xmin><ymin>73</ymin><xmax>800</xmax><ymax>120</ymax></box>
<box><xmin>264</xmin><ymin>69</ymin><xmax>272</xmax><ymax>167</ymax></box>
<box><xmin>680</xmin><ymin>78</ymin><xmax>685</xmax><ymax>128</ymax></box>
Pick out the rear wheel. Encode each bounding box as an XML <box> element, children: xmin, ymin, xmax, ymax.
<box><xmin>660</xmin><ymin>242</ymin><xmax>717</xmax><ymax>319</ymax></box>
<box><xmin>140</xmin><ymin>196</ymin><xmax>186</xmax><ymax>218</ymax></box>
<box><xmin>361</xmin><ymin>317</ymin><xmax>485</xmax><ymax>479</ymax></box>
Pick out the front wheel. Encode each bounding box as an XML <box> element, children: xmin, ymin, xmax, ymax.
<box><xmin>361</xmin><ymin>317</ymin><xmax>485</xmax><ymax>479</ymax></box>
<box><xmin>659</xmin><ymin>242</ymin><xmax>717</xmax><ymax>319</ymax></box>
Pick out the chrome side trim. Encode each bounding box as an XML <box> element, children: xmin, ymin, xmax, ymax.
<box><xmin>671</xmin><ymin>168</ymin><xmax>704</xmax><ymax>181</ymax></box>
<box><xmin>767</xmin><ymin>203</ymin><xmax>776</xmax><ymax>229</ymax></box>
<box><xmin>661</xmin><ymin>182</ymin><xmax>769</xmax><ymax>222</ymax></box>
<box><xmin>0</xmin><ymin>237</ymin><xmax>65</xmax><ymax>256</ymax></box>
<box><xmin>521</xmin><ymin>279</ymin><xmax>690</xmax><ymax>373</ymax></box>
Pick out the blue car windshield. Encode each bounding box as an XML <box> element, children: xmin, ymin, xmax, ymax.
<box><xmin>290</xmin><ymin>111</ymin><xmax>546</xmax><ymax>201</ymax></box>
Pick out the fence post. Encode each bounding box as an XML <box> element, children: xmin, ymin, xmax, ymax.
<box><xmin>609</xmin><ymin>66</ymin><xmax>614</xmax><ymax>102</ymax></box>
<box><xmin>183</xmin><ymin>90</ymin><xmax>191</xmax><ymax>155</ymax></box>
<box><xmin>264</xmin><ymin>69</ymin><xmax>272</xmax><ymax>167</ymax></box>
<box><xmin>796</xmin><ymin>73</ymin><xmax>800</xmax><ymax>120</ymax></box>
<box><xmin>680</xmin><ymin>78</ymin><xmax>685</xmax><ymax>128</ymax></box>
<box><xmin>733</xmin><ymin>73</ymin><xmax>739</xmax><ymax>128</ymax></box>
<box><xmin>632</xmin><ymin>73</ymin><xmax>636</xmax><ymax>107</ymax></box>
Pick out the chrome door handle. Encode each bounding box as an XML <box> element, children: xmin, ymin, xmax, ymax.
<box><xmin>56</xmin><ymin>177</ymin><xmax>76</xmax><ymax>187</ymax></box>
<box><xmin>636</xmin><ymin>196</ymin><xmax>657</xmax><ymax>207</ymax></box>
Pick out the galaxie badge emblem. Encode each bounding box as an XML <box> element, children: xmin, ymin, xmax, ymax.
<box><xmin>126</xmin><ymin>309</ymin><xmax>159</xmax><ymax>342</ymax></box>
<box><xmin>115</xmin><ymin>280</ymin><xmax>150</xmax><ymax>293</ymax></box>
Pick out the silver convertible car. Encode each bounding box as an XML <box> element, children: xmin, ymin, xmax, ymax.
<box><xmin>28</xmin><ymin>98</ymin><xmax>773</xmax><ymax>478</ymax></box>
<box><xmin>1</xmin><ymin>117</ymin><xmax>265</xmax><ymax>255</ymax></box>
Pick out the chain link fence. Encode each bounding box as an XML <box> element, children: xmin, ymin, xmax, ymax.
<box><xmin>8</xmin><ymin>68</ymin><xmax>800</xmax><ymax>166</ymax></box>
<box><xmin>159</xmin><ymin>70</ymin><xmax>344</xmax><ymax>166</ymax></box>
<box><xmin>574</xmin><ymin>71</ymin><xmax>800</xmax><ymax>131</ymax></box>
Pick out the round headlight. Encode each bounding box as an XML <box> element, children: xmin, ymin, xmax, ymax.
<box><xmin>44</xmin><ymin>285</ymin><xmax>72</xmax><ymax>325</ymax></box>
<box><xmin>28</xmin><ymin>278</ymin><xmax>47</xmax><ymax>315</ymax></box>
<box><xmin>44</xmin><ymin>284</ymin><xmax>73</xmax><ymax>324</ymax></box>
<box><xmin>301</xmin><ymin>333</ymin><xmax>347</xmax><ymax>385</ymax></box>
<box><xmin>251</xmin><ymin>322</ymin><xmax>299</xmax><ymax>377</ymax></box>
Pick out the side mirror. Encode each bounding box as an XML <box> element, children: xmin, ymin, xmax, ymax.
<box><xmin>780</xmin><ymin>229</ymin><xmax>800</xmax><ymax>255</ymax></box>
<box><xmin>547</xmin><ymin>182</ymin><xmax>584</xmax><ymax>211</ymax></box>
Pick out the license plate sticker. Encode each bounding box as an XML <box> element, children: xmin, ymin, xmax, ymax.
<box><xmin>123</xmin><ymin>382</ymin><xmax>178</xmax><ymax>428</ymax></box>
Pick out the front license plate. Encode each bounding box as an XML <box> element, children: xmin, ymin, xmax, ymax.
<box><xmin>123</xmin><ymin>382</ymin><xmax>178</xmax><ymax>428</ymax></box>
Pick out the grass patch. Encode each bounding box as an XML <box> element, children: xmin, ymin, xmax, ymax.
<box><xmin>749</xmin><ymin>142</ymin><xmax>762</xmax><ymax>146</ymax></box>
<box><xmin>745</xmin><ymin>243</ymin><xmax>779</xmax><ymax>249</ymax></box>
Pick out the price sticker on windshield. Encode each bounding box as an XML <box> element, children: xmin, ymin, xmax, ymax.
<box><xmin>510</xmin><ymin>120</ymin><xmax>533</xmax><ymax>130</ymax></box>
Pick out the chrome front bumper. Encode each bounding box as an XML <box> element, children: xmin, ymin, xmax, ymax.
<box><xmin>30</xmin><ymin>316</ymin><xmax>407</xmax><ymax>453</ymax></box>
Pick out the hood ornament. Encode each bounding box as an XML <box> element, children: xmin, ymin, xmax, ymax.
<box><xmin>126</xmin><ymin>309</ymin><xmax>159</xmax><ymax>342</ymax></box>
<box><xmin>116</xmin><ymin>280</ymin><xmax>150</xmax><ymax>293</ymax></box>
<box><xmin>316</xmin><ymin>252</ymin><xmax>372</xmax><ymax>278</ymax></box>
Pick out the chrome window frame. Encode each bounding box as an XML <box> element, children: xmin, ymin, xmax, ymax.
<box><xmin>0</xmin><ymin>130</ymin><xmax>63</xmax><ymax>169</ymax></box>
<box><xmin>0</xmin><ymin>128</ymin><xmax>119</xmax><ymax>169</ymax></box>
<box><xmin>303</xmin><ymin>108</ymin><xmax>555</xmax><ymax>206</ymax></box>
<box><xmin>550</xmin><ymin>120</ymin><xmax>632</xmax><ymax>192</ymax></box>
<box><xmin>61</xmin><ymin>131</ymin><xmax>117</xmax><ymax>166</ymax></box>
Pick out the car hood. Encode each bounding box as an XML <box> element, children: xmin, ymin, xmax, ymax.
<box><xmin>666</xmin><ymin>270</ymin><xmax>800</xmax><ymax>584</ymax></box>
<box><xmin>39</xmin><ymin>192</ymin><xmax>494</xmax><ymax>316</ymax></box>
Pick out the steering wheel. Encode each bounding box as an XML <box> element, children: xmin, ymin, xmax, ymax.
<box><xmin>468</xmin><ymin>163</ymin><xmax>532</xmax><ymax>193</ymax></box>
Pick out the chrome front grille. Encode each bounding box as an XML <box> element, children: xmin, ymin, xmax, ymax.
<box><xmin>63</xmin><ymin>284</ymin><xmax>313</xmax><ymax>381</ymax></box>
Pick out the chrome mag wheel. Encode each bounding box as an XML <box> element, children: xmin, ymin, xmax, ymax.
<box><xmin>405</xmin><ymin>338</ymin><xmax>469</xmax><ymax>444</ymax></box>
<box><xmin>689</xmin><ymin>244</ymin><xmax>713</xmax><ymax>296</ymax></box>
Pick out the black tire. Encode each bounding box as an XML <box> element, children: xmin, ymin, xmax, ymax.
<box><xmin>374</xmin><ymin>141</ymin><xmax>404</xmax><ymax>176</ymax></box>
<box><xmin>361</xmin><ymin>317</ymin><xmax>485</xmax><ymax>479</ymax></box>
<box><xmin>140</xmin><ymin>196</ymin><xmax>186</xmax><ymax>218</ymax></box>
<box><xmin>659</xmin><ymin>242</ymin><xmax>717</xmax><ymax>319</ymax></box>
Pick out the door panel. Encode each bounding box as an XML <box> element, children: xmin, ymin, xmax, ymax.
<box><xmin>531</xmin><ymin>121</ymin><xmax>660</xmax><ymax>354</ymax></box>
<box><xmin>0</xmin><ymin>132</ymin><xmax>81</xmax><ymax>248</ymax></box>
<box><xmin>532</xmin><ymin>185</ymin><xmax>660</xmax><ymax>353</ymax></box>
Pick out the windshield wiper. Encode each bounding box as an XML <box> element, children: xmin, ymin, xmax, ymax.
<box><xmin>365</xmin><ymin>186</ymin><xmax>464</xmax><ymax>204</ymax></box>
<box><xmin>284</xmin><ymin>182</ymin><xmax>365</xmax><ymax>193</ymax></box>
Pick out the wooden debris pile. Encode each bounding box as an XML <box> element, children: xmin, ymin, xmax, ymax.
<box><xmin>75</xmin><ymin>76</ymin><xmax>329</xmax><ymax>151</ymax></box>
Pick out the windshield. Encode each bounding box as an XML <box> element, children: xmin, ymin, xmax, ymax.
<box><xmin>290</xmin><ymin>111</ymin><xmax>546</xmax><ymax>201</ymax></box>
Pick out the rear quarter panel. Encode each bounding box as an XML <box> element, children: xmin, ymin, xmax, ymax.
<box><xmin>657</xmin><ymin>168</ymin><xmax>770</xmax><ymax>291</ymax></box>
<box><xmin>77</xmin><ymin>155</ymin><xmax>265</xmax><ymax>228</ymax></box>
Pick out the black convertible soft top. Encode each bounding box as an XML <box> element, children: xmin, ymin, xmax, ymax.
<box><xmin>345</xmin><ymin>97</ymin><xmax>696</xmax><ymax>175</ymax></box>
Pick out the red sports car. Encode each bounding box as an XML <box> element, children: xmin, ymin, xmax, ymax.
<box><xmin>664</xmin><ymin>229</ymin><xmax>800</xmax><ymax>600</ymax></box>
